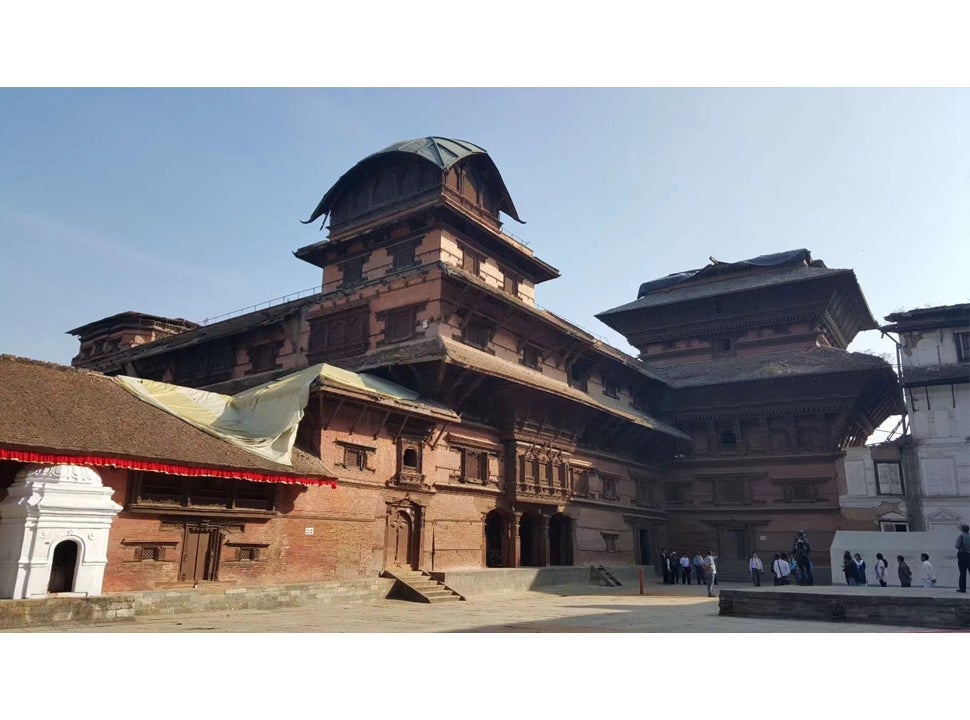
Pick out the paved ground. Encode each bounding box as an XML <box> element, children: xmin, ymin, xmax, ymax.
<box><xmin>7</xmin><ymin>579</ymin><xmax>959</xmax><ymax>633</ymax></box>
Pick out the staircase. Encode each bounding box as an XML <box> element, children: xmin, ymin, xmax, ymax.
<box><xmin>593</xmin><ymin>565</ymin><xmax>622</xmax><ymax>587</ymax></box>
<box><xmin>383</xmin><ymin>568</ymin><xmax>464</xmax><ymax>603</ymax></box>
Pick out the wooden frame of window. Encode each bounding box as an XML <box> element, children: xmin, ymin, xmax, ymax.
<box><xmin>602</xmin><ymin>375</ymin><xmax>620</xmax><ymax>399</ymax></box>
<box><xmin>567</xmin><ymin>363</ymin><xmax>589</xmax><ymax>392</ymax></box>
<box><xmin>874</xmin><ymin>461</ymin><xmax>904</xmax><ymax>495</ymax></box>
<box><xmin>956</xmin><ymin>331</ymin><xmax>970</xmax><ymax>363</ymax></box>
<box><xmin>307</xmin><ymin>305</ymin><xmax>370</xmax><ymax>363</ymax></box>
<box><xmin>600</xmin><ymin>474</ymin><xmax>620</xmax><ymax>501</ymax></box>
<box><xmin>462</xmin><ymin>320</ymin><xmax>492</xmax><ymax>350</ymax></box>
<box><xmin>246</xmin><ymin>340</ymin><xmax>283</xmax><ymax>374</ymax></box>
<box><xmin>502</xmin><ymin>269</ymin><xmax>520</xmax><ymax>298</ymax></box>
<box><xmin>713</xmin><ymin>478</ymin><xmax>749</xmax><ymax>504</ymax></box>
<box><xmin>520</xmin><ymin>343</ymin><xmax>542</xmax><ymax>370</ymax></box>
<box><xmin>385</xmin><ymin>306</ymin><xmax>417</xmax><ymax>343</ymax></box>
<box><xmin>339</xmin><ymin>256</ymin><xmax>367</xmax><ymax>287</ymax></box>
<box><xmin>458</xmin><ymin>447</ymin><xmax>489</xmax><ymax>484</ymax></box>
<box><xmin>460</xmin><ymin>245</ymin><xmax>482</xmax><ymax>276</ymax></box>
<box><xmin>665</xmin><ymin>482</ymin><xmax>690</xmax><ymax>505</ymax></box>
<box><xmin>783</xmin><ymin>481</ymin><xmax>817</xmax><ymax>503</ymax></box>
<box><xmin>224</xmin><ymin>542</ymin><xmax>271</xmax><ymax>562</ymax></box>
<box><xmin>388</xmin><ymin>241</ymin><xmax>418</xmax><ymax>272</ymax></box>
<box><xmin>632</xmin><ymin>473</ymin><xmax>654</xmax><ymax>507</ymax></box>
<box><xmin>335</xmin><ymin>441</ymin><xmax>374</xmax><ymax>472</ymax></box>
<box><xmin>129</xmin><ymin>473</ymin><xmax>277</xmax><ymax>514</ymax></box>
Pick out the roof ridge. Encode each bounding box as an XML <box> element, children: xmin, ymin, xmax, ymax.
<box><xmin>0</xmin><ymin>354</ymin><xmax>113</xmax><ymax>379</ymax></box>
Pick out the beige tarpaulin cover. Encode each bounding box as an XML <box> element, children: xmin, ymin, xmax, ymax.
<box><xmin>114</xmin><ymin>363</ymin><xmax>457</xmax><ymax>466</ymax></box>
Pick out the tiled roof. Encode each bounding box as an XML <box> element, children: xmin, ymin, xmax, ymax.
<box><xmin>901</xmin><ymin>363</ymin><xmax>970</xmax><ymax>387</ymax></box>
<box><xmin>651</xmin><ymin>347</ymin><xmax>895</xmax><ymax>388</ymax></box>
<box><xmin>598</xmin><ymin>265</ymin><xmax>850</xmax><ymax>315</ymax></box>
<box><xmin>0</xmin><ymin>355</ymin><xmax>336</xmax><ymax>484</ymax></box>
<box><xmin>348</xmin><ymin>336</ymin><xmax>689</xmax><ymax>441</ymax></box>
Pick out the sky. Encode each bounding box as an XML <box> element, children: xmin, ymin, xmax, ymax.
<box><xmin>2</xmin><ymin>88</ymin><xmax>967</xmax><ymax>373</ymax></box>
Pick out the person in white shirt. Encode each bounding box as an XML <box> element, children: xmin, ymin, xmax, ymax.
<box><xmin>679</xmin><ymin>553</ymin><xmax>692</xmax><ymax>584</ymax></box>
<box><xmin>920</xmin><ymin>553</ymin><xmax>937</xmax><ymax>588</ymax></box>
<box><xmin>874</xmin><ymin>553</ymin><xmax>889</xmax><ymax>587</ymax></box>
<box><xmin>703</xmin><ymin>550</ymin><xmax>717</xmax><ymax>597</ymax></box>
<box><xmin>749</xmin><ymin>552</ymin><xmax>764</xmax><ymax>587</ymax></box>
<box><xmin>773</xmin><ymin>553</ymin><xmax>792</xmax><ymax>585</ymax></box>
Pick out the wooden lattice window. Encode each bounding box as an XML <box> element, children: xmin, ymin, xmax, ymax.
<box><xmin>461</xmin><ymin>246</ymin><xmax>481</xmax><ymax>275</ymax></box>
<box><xmin>568</xmin><ymin>363</ymin><xmax>589</xmax><ymax>392</ymax></box>
<box><xmin>503</xmin><ymin>270</ymin><xmax>520</xmax><ymax>298</ymax></box>
<box><xmin>521</xmin><ymin>344</ymin><xmax>542</xmax><ymax>370</ymax></box>
<box><xmin>601</xmin><ymin>475</ymin><xmax>619</xmax><ymax>501</ymax></box>
<box><xmin>342</xmin><ymin>445</ymin><xmax>369</xmax><ymax>471</ymax></box>
<box><xmin>460</xmin><ymin>448</ymin><xmax>488</xmax><ymax>484</ymax></box>
<box><xmin>340</xmin><ymin>258</ymin><xmax>364</xmax><ymax>286</ymax></box>
<box><xmin>875</xmin><ymin>462</ymin><xmax>904</xmax><ymax>495</ymax></box>
<box><xmin>603</xmin><ymin>376</ymin><xmax>619</xmax><ymax>399</ymax></box>
<box><xmin>247</xmin><ymin>342</ymin><xmax>280</xmax><ymax>374</ymax></box>
<box><xmin>463</xmin><ymin>321</ymin><xmax>491</xmax><ymax>350</ymax></box>
<box><xmin>390</xmin><ymin>242</ymin><xmax>417</xmax><ymax>271</ymax></box>
<box><xmin>385</xmin><ymin>306</ymin><xmax>417</xmax><ymax>343</ymax></box>
<box><xmin>135</xmin><ymin>546</ymin><xmax>163</xmax><ymax>561</ymax></box>
<box><xmin>307</xmin><ymin>306</ymin><xmax>369</xmax><ymax>362</ymax></box>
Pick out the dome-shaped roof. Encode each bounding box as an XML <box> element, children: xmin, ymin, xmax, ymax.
<box><xmin>303</xmin><ymin>136</ymin><xmax>523</xmax><ymax>225</ymax></box>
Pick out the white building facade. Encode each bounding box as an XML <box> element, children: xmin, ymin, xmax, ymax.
<box><xmin>883</xmin><ymin>304</ymin><xmax>970</xmax><ymax>532</ymax></box>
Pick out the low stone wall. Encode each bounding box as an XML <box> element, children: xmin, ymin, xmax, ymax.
<box><xmin>0</xmin><ymin>595</ymin><xmax>137</xmax><ymax>629</ymax></box>
<box><xmin>432</xmin><ymin>564</ymin><xmax>648</xmax><ymax>596</ymax></box>
<box><xmin>718</xmin><ymin>587</ymin><xmax>970</xmax><ymax>630</ymax></box>
<box><xmin>0</xmin><ymin>578</ymin><xmax>396</xmax><ymax>629</ymax></box>
<box><xmin>131</xmin><ymin>578</ymin><xmax>396</xmax><ymax>616</ymax></box>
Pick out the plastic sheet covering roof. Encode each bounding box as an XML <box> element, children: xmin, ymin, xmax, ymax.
<box><xmin>303</xmin><ymin>136</ymin><xmax>523</xmax><ymax>225</ymax></box>
<box><xmin>635</xmin><ymin>249</ymin><xmax>813</xmax><ymax>299</ymax></box>
<box><xmin>115</xmin><ymin>364</ymin><xmax>458</xmax><ymax>467</ymax></box>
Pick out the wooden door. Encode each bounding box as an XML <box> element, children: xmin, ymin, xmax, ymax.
<box><xmin>181</xmin><ymin>526</ymin><xmax>221</xmax><ymax>582</ymax></box>
<box><xmin>385</xmin><ymin>511</ymin><xmax>413</xmax><ymax>569</ymax></box>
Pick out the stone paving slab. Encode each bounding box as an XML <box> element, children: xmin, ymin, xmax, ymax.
<box><xmin>4</xmin><ymin>580</ymin><xmax>959</xmax><ymax>633</ymax></box>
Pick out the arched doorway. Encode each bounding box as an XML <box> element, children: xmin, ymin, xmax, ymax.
<box><xmin>385</xmin><ymin>510</ymin><xmax>414</xmax><ymax>569</ymax></box>
<box><xmin>549</xmin><ymin>513</ymin><xmax>574</xmax><ymax>566</ymax></box>
<box><xmin>484</xmin><ymin>510</ymin><xmax>507</xmax><ymax>567</ymax></box>
<box><xmin>519</xmin><ymin>513</ymin><xmax>537</xmax><ymax>567</ymax></box>
<box><xmin>47</xmin><ymin>540</ymin><xmax>79</xmax><ymax>593</ymax></box>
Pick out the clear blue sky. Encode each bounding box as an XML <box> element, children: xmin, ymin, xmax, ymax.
<box><xmin>1</xmin><ymin>88</ymin><xmax>968</xmax><ymax>369</ymax></box>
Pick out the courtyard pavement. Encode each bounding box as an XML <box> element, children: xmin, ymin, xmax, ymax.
<box><xmin>6</xmin><ymin>578</ymin><xmax>962</xmax><ymax>633</ymax></box>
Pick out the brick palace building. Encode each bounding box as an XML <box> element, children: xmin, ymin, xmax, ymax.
<box><xmin>0</xmin><ymin>137</ymin><xmax>902</xmax><ymax>594</ymax></box>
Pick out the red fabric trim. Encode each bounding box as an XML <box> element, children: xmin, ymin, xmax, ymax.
<box><xmin>0</xmin><ymin>448</ymin><xmax>337</xmax><ymax>488</ymax></box>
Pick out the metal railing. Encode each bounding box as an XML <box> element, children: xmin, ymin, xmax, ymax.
<box><xmin>201</xmin><ymin>285</ymin><xmax>323</xmax><ymax>326</ymax></box>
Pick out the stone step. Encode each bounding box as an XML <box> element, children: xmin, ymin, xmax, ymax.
<box><xmin>427</xmin><ymin>595</ymin><xmax>462</xmax><ymax>603</ymax></box>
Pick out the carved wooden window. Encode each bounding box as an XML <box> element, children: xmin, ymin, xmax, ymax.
<box><xmin>385</xmin><ymin>306</ymin><xmax>417</xmax><ymax>343</ymax></box>
<box><xmin>341</xmin><ymin>445</ymin><xmax>370</xmax><ymax>471</ymax></box>
<box><xmin>136</xmin><ymin>546</ymin><xmax>163</xmax><ymax>561</ymax></box>
<box><xmin>132</xmin><ymin>474</ymin><xmax>276</xmax><ymax>512</ymax></box>
<box><xmin>174</xmin><ymin>341</ymin><xmax>234</xmax><ymax>385</ymax></box>
<box><xmin>389</xmin><ymin>242</ymin><xmax>417</xmax><ymax>271</ymax></box>
<box><xmin>460</xmin><ymin>448</ymin><xmax>488</xmax><ymax>484</ymax></box>
<box><xmin>880</xmin><ymin>522</ymin><xmax>909</xmax><ymax>532</ymax></box>
<box><xmin>601</xmin><ymin>532</ymin><xmax>619</xmax><ymax>554</ymax></box>
<box><xmin>767</xmin><ymin>417</ymin><xmax>790</xmax><ymax>451</ymax></box>
<box><xmin>714</xmin><ymin>338</ymin><xmax>733</xmax><ymax>356</ymax></box>
<box><xmin>340</xmin><ymin>258</ymin><xmax>365</xmax><ymax>287</ymax></box>
<box><xmin>568</xmin><ymin>363</ymin><xmax>589</xmax><ymax>392</ymax></box>
<box><xmin>955</xmin><ymin>332</ymin><xmax>970</xmax><ymax>363</ymax></box>
<box><xmin>570</xmin><ymin>468</ymin><xmax>589</xmax><ymax>497</ymax></box>
<box><xmin>461</xmin><ymin>246</ymin><xmax>481</xmax><ymax>276</ymax></box>
<box><xmin>713</xmin><ymin>298</ymin><xmax>725</xmax><ymax>315</ymax></box>
<box><xmin>720</xmin><ymin>430</ymin><xmax>737</xmax><ymax>449</ymax></box>
<box><xmin>633</xmin><ymin>474</ymin><xmax>653</xmax><ymax>507</ymax></box>
<box><xmin>665</xmin><ymin>483</ymin><xmax>689</xmax><ymax>505</ymax></box>
<box><xmin>875</xmin><ymin>462</ymin><xmax>904</xmax><ymax>495</ymax></box>
<box><xmin>715</xmin><ymin>479</ymin><xmax>748</xmax><ymax>504</ymax></box>
<box><xmin>307</xmin><ymin>306</ymin><xmax>369</xmax><ymax>362</ymax></box>
<box><xmin>521</xmin><ymin>343</ymin><xmax>541</xmax><ymax>370</ymax></box>
<box><xmin>247</xmin><ymin>342</ymin><xmax>280</xmax><ymax>374</ymax></box>
<box><xmin>784</xmin><ymin>481</ymin><xmax>816</xmax><ymax>503</ymax></box>
<box><xmin>601</xmin><ymin>475</ymin><xmax>619</xmax><ymax>501</ymax></box>
<box><xmin>463</xmin><ymin>320</ymin><xmax>491</xmax><ymax>350</ymax></box>
<box><xmin>603</xmin><ymin>376</ymin><xmax>619</xmax><ymax>399</ymax></box>
<box><xmin>503</xmin><ymin>270</ymin><xmax>520</xmax><ymax>298</ymax></box>
<box><xmin>226</xmin><ymin>542</ymin><xmax>270</xmax><ymax>562</ymax></box>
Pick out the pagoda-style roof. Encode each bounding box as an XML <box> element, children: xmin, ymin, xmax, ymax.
<box><xmin>651</xmin><ymin>346</ymin><xmax>894</xmax><ymax>388</ymax></box>
<box><xmin>303</xmin><ymin>136</ymin><xmax>523</xmax><ymax>226</ymax></box>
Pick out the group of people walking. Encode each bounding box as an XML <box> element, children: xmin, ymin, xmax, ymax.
<box><xmin>660</xmin><ymin>549</ymin><xmax>719</xmax><ymax>597</ymax></box>
<box><xmin>841</xmin><ymin>551</ymin><xmax>937</xmax><ymax>588</ymax></box>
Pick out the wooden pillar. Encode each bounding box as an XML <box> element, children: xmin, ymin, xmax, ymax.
<box><xmin>511</xmin><ymin>512</ymin><xmax>522</xmax><ymax>568</ymax></box>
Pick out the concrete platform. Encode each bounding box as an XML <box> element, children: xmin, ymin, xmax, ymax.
<box><xmin>719</xmin><ymin>584</ymin><xmax>970</xmax><ymax>630</ymax></box>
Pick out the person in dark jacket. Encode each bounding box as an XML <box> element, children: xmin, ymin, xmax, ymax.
<box><xmin>955</xmin><ymin>523</ymin><xmax>970</xmax><ymax>593</ymax></box>
<box><xmin>843</xmin><ymin>551</ymin><xmax>859</xmax><ymax>586</ymax></box>
<box><xmin>661</xmin><ymin>548</ymin><xmax>670</xmax><ymax>584</ymax></box>
<box><xmin>897</xmin><ymin>555</ymin><xmax>912</xmax><ymax>587</ymax></box>
<box><xmin>853</xmin><ymin>553</ymin><xmax>868</xmax><ymax>586</ymax></box>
